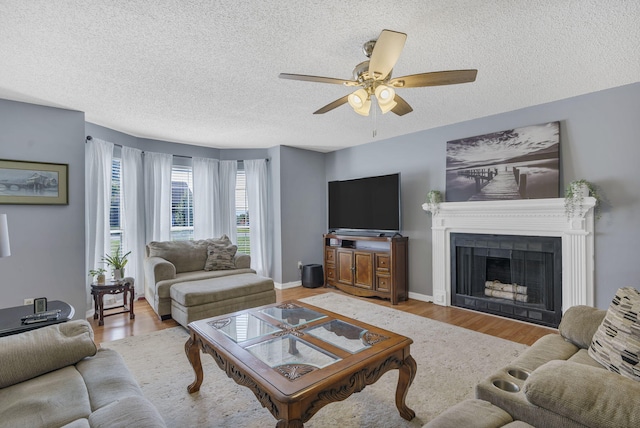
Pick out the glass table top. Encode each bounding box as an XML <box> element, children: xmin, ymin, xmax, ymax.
<box><xmin>246</xmin><ymin>334</ymin><xmax>340</xmax><ymax>370</ymax></box>
<box><xmin>305</xmin><ymin>319</ymin><xmax>371</xmax><ymax>354</ymax></box>
<box><xmin>207</xmin><ymin>313</ymin><xmax>281</xmax><ymax>343</ymax></box>
<box><xmin>260</xmin><ymin>304</ymin><xmax>327</xmax><ymax>326</ymax></box>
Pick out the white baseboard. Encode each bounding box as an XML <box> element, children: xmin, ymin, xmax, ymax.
<box><xmin>408</xmin><ymin>291</ymin><xmax>433</xmax><ymax>303</ymax></box>
<box><xmin>274</xmin><ymin>280</ymin><xmax>302</xmax><ymax>290</ymax></box>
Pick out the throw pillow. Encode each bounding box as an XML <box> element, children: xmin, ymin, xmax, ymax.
<box><xmin>204</xmin><ymin>242</ymin><xmax>238</xmax><ymax>271</ymax></box>
<box><xmin>589</xmin><ymin>287</ymin><xmax>640</xmax><ymax>381</ymax></box>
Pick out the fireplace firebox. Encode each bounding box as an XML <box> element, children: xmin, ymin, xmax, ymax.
<box><xmin>451</xmin><ymin>233</ymin><xmax>562</xmax><ymax>327</ymax></box>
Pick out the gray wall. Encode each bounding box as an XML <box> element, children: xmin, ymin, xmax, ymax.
<box><xmin>325</xmin><ymin>82</ymin><xmax>640</xmax><ymax>308</ymax></box>
<box><xmin>0</xmin><ymin>99</ymin><xmax>86</xmax><ymax>316</ymax></box>
<box><xmin>278</xmin><ymin>146</ymin><xmax>326</xmax><ymax>284</ymax></box>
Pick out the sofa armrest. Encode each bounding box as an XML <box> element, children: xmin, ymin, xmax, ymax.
<box><xmin>558</xmin><ymin>305</ymin><xmax>606</xmax><ymax>348</ymax></box>
<box><xmin>234</xmin><ymin>252</ymin><xmax>251</xmax><ymax>269</ymax></box>
<box><xmin>524</xmin><ymin>360</ymin><xmax>640</xmax><ymax>428</ymax></box>
<box><xmin>144</xmin><ymin>256</ymin><xmax>177</xmax><ymax>284</ymax></box>
<box><xmin>0</xmin><ymin>320</ymin><xmax>97</xmax><ymax>388</ymax></box>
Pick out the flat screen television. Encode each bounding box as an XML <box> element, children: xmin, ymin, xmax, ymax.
<box><xmin>328</xmin><ymin>173</ymin><xmax>401</xmax><ymax>234</ymax></box>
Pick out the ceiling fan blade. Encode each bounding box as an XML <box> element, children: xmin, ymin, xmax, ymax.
<box><xmin>391</xmin><ymin>94</ymin><xmax>413</xmax><ymax>116</ymax></box>
<box><xmin>388</xmin><ymin>69</ymin><xmax>478</xmax><ymax>88</ymax></box>
<box><xmin>313</xmin><ymin>95</ymin><xmax>350</xmax><ymax>114</ymax></box>
<box><xmin>368</xmin><ymin>29</ymin><xmax>407</xmax><ymax>80</ymax></box>
<box><xmin>279</xmin><ymin>73</ymin><xmax>359</xmax><ymax>86</ymax></box>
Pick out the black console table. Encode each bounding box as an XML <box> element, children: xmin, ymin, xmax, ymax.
<box><xmin>0</xmin><ymin>300</ymin><xmax>75</xmax><ymax>337</ymax></box>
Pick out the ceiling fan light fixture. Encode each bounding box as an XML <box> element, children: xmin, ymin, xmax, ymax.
<box><xmin>348</xmin><ymin>88</ymin><xmax>371</xmax><ymax>116</ymax></box>
<box><xmin>375</xmin><ymin>85</ymin><xmax>397</xmax><ymax>114</ymax></box>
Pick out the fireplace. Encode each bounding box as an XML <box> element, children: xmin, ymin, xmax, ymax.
<box><xmin>451</xmin><ymin>233</ymin><xmax>562</xmax><ymax>327</ymax></box>
<box><xmin>422</xmin><ymin>197</ymin><xmax>596</xmax><ymax>326</ymax></box>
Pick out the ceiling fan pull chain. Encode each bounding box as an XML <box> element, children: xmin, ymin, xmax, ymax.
<box><xmin>372</xmin><ymin>98</ymin><xmax>378</xmax><ymax>138</ymax></box>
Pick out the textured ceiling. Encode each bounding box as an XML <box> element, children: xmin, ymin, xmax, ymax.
<box><xmin>0</xmin><ymin>1</ymin><xmax>638</xmax><ymax>152</ymax></box>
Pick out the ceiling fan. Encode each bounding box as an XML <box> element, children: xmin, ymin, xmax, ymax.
<box><xmin>279</xmin><ymin>29</ymin><xmax>477</xmax><ymax>117</ymax></box>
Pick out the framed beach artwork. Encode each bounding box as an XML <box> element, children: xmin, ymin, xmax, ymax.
<box><xmin>0</xmin><ymin>159</ymin><xmax>68</xmax><ymax>205</ymax></box>
<box><xmin>445</xmin><ymin>122</ymin><xmax>560</xmax><ymax>202</ymax></box>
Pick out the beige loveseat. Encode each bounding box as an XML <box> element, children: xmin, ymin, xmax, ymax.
<box><xmin>0</xmin><ymin>321</ymin><xmax>165</xmax><ymax>428</ymax></box>
<box><xmin>427</xmin><ymin>294</ymin><xmax>640</xmax><ymax>427</ymax></box>
<box><xmin>144</xmin><ymin>237</ymin><xmax>276</xmax><ymax>326</ymax></box>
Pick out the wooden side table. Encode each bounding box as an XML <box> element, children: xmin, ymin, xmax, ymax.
<box><xmin>91</xmin><ymin>278</ymin><xmax>135</xmax><ymax>326</ymax></box>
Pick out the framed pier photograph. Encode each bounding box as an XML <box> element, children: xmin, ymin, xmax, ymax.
<box><xmin>445</xmin><ymin>122</ymin><xmax>560</xmax><ymax>202</ymax></box>
<box><xmin>0</xmin><ymin>159</ymin><xmax>68</xmax><ymax>205</ymax></box>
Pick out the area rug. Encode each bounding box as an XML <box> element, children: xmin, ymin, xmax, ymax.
<box><xmin>102</xmin><ymin>293</ymin><xmax>528</xmax><ymax>427</ymax></box>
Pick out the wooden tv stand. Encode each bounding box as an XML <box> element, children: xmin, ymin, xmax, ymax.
<box><xmin>323</xmin><ymin>233</ymin><xmax>408</xmax><ymax>304</ymax></box>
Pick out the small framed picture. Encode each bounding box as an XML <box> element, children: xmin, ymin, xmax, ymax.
<box><xmin>34</xmin><ymin>297</ymin><xmax>47</xmax><ymax>314</ymax></box>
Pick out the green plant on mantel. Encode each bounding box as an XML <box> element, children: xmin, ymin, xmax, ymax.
<box><xmin>564</xmin><ymin>179</ymin><xmax>601</xmax><ymax>220</ymax></box>
<box><xmin>425</xmin><ymin>190</ymin><xmax>443</xmax><ymax>215</ymax></box>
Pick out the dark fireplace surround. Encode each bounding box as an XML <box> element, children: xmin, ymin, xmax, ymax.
<box><xmin>451</xmin><ymin>233</ymin><xmax>562</xmax><ymax>328</ymax></box>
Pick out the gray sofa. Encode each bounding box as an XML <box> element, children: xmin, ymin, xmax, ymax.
<box><xmin>0</xmin><ymin>320</ymin><xmax>165</xmax><ymax>428</ymax></box>
<box><xmin>144</xmin><ymin>237</ymin><xmax>276</xmax><ymax>325</ymax></box>
<box><xmin>427</xmin><ymin>305</ymin><xmax>640</xmax><ymax>427</ymax></box>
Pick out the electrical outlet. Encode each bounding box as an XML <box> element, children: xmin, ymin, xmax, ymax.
<box><xmin>24</xmin><ymin>298</ymin><xmax>34</xmax><ymax>305</ymax></box>
<box><xmin>297</xmin><ymin>261</ymin><xmax>303</xmax><ymax>269</ymax></box>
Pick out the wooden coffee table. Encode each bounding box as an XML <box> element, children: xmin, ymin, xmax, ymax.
<box><xmin>185</xmin><ymin>300</ymin><xmax>416</xmax><ymax>427</ymax></box>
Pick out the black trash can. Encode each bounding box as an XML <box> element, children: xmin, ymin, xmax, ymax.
<box><xmin>302</xmin><ymin>264</ymin><xmax>324</xmax><ymax>288</ymax></box>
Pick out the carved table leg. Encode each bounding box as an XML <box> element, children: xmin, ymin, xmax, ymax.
<box><xmin>128</xmin><ymin>286</ymin><xmax>135</xmax><ymax>319</ymax></box>
<box><xmin>98</xmin><ymin>292</ymin><xmax>105</xmax><ymax>326</ymax></box>
<box><xmin>395</xmin><ymin>354</ymin><xmax>417</xmax><ymax>420</ymax></box>
<box><xmin>185</xmin><ymin>333</ymin><xmax>204</xmax><ymax>393</ymax></box>
<box><xmin>276</xmin><ymin>419</ymin><xmax>303</xmax><ymax>428</ymax></box>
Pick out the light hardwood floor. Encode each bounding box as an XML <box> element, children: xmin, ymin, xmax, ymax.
<box><xmin>89</xmin><ymin>286</ymin><xmax>556</xmax><ymax>346</ymax></box>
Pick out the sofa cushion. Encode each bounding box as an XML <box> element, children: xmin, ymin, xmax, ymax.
<box><xmin>147</xmin><ymin>236</ymin><xmax>231</xmax><ymax>273</ymax></box>
<box><xmin>0</xmin><ymin>366</ymin><xmax>92</xmax><ymax>427</ymax></box>
<box><xmin>170</xmin><ymin>273</ymin><xmax>275</xmax><ymax>307</ymax></box>
<box><xmin>0</xmin><ymin>320</ymin><xmax>97</xmax><ymax>388</ymax></box>
<box><xmin>88</xmin><ymin>395</ymin><xmax>167</xmax><ymax>428</ymax></box>
<box><xmin>155</xmin><ymin>268</ymin><xmax>256</xmax><ymax>299</ymax></box>
<box><xmin>524</xmin><ymin>360</ymin><xmax>640</xmax><ymax>427</ymax></box>
<box><xmin>76</xmin><ymin>349</ymin><xmax>143</xmax><ymax>411</ymax></box>
<box><xmin>425</xmin><ymin>399</ymin><xmax>513</xmax><ymax>428</ymax></box>
<box><xmin>558</xmin><ymin>305</ymin><xmax>606</xmax><ymax>349</ymax></box>
<box><xmin>588</xmin><ymin>286</ymin><xmax>640</xmax><ymax>381</ymax></box>
<box><xmin>204</xmin><ymin>242</ymin><xmax>238</xmax><ymax>271</ymax></box>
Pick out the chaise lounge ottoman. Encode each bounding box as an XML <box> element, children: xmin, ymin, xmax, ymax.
<box><xmin>170</xmin><ymin>273</ymin><xmax>276</xmax><ymax>327</ymax></box>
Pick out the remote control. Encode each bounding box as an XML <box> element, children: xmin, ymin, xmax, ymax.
<box><xmin>21</xmin><ymin>309</ymin><xmax>61</xmax><ymax>321</ymax></box>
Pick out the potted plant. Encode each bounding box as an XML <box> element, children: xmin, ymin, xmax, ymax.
<box><xmin>425</xmin><ymin>190</ymin><xmax>443</xmax><ymax>215</ymax></box>
<box><xmin>89</xmin><ymin>268</ymin><xmax>107</xmax><ymax>285</ymax></box>
<box><xmin>564</xmin><ymin>179</ymin><xmax>601</xmax><ymax>219</ymax></box>
<box><xmin>102</xmin><ymin>248</ymin><xmax>131</xmax><ymax>281</ymax></box>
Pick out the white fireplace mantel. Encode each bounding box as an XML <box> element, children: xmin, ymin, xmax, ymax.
<box><xmin>422</xmin><ymin>198</ymin><xmax>596</xmax><ymax>312</ymax></box>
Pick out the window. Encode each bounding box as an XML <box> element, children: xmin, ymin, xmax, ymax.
<box><xmin>171</xmin><ymin>166</ymin><xmax>194</xmax><ymax>241</ymax></box>
<box><xmin>236</xmin><ymin>166</ymin><xmax>250</xmax><ymax>254</ymax></box>
<box><xmin>109</xmin><ymin>158</ymin><xmax>123</xmax><ymax>256</ymax></box>
<box><xmin>108</xmin><ymin>158</ymin><xmax>247</xmax><ymax>247</ymax></box>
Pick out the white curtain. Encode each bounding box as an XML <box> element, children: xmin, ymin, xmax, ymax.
<box><xmin>85</xmin><ymin>138</ymin><xmax>113</xmax><ymax>307</ymax></box>
<box><xmin>144</xmin><ymin>151</ymin><xmax>173</xmax><ymax>242</ymax></box>
<box><xmin>192</xmin><ymin>157</ymin><xmax>219</xmax><ymax>240</ymax></box>
<box><xmin>245</xmin><ymin>159</ymin><xmax>271</xmax><ymax>277</ymax></box>
<box><xmin>121</xmin><ymin>146</ymin><xmax>145</xmax><ymax>297</ymax></box>
<box><xmin>218</xmin><ymin>160</ymin><xmax>237</xmax><ymax>243</ymax></box>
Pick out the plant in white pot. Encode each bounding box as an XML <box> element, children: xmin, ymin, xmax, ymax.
<box><xmin>564</xmin><ymin>179</ymin><xmax>601</xmax><ymax>219</ymax></box>
<box><xmin>102</xmin><ymin>248</ymin><xmax>131</xmax><ymax>281</ymax></box>
<box><xmin>89</xmin><ymin>268</ymin><xmax>107</xmax><ymax>285</ymax></box>
<box><xmin>425</xmin><ymin>190</ymin><xmax>443</xmax><ymax>215</ymax></box>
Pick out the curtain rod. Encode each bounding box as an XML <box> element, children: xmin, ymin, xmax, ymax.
<box><xmin>85</xmin><ymin>136</ymin><xmax>269</xmax><ymax>162</ymax></box>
